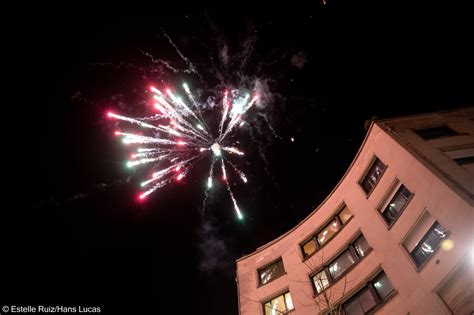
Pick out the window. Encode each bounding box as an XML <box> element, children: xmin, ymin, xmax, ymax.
<box><xmin>301</xmin><ymin>205</ymin><xmax>353</xmax><ymax>259</ymax></box>
<box><xmin>437</xmin><ymin>257</ymin><xmax>474</xmax><ymax>314</ymax></box>
<box><xmin>302</xmin><ymin>239</ymin><xmax>317</xmax><ymax>258</ymax></box>
<box><xmin>328</xmin><ymin>250</ymin><xmax>357</xmax><ymax>279</ymax></box>
<box><xmin>443</xmin><ymin>146</ymin><xmax>474</xmax><ymax>172</ymax></box>
<box><xmin>402</xmin><ymin>211</ymin><xmax>449</xmax><ymax>269</ymax></box>
<box><xmin>359</xmin><ymin>157</ymin><xmax>386</xmax><ymax>195</ymax></box>
<box><xmin>342</xmin><ymin>271</ymin><xmax>395</xmax><ymax>315</ymax></box>
<box><xmin>353</xmin><ymin>234</ymin><xmax>371</xmax><ymax>257</ymax></box>
<box><xmin>380</xmin><ymin>184</ymin><xmax>412</xmax><ymax>226</ymax></box>
<box><xmin>258</xmin><ymin>259</ymin><xmax>285</xmax><ymax>286</ymax></box>
<box><xmin>317</xmin><ymin>220</ymin><xmax>340</xmax><ymax>246</ymax></box>
<box><xmin>414</xmin><ymin>125</ymin><xmax>458</xmax><ymax>140</ymax></box>
<box><xmin>338</xmin><ymin>205</ymin><xmax>353</xmax><ymax>224</ymax></box>
<box><xmin>263</xmin><ymin>292</ymin><xmax>294</xmax><ymax>315</ymax></box>
<box><xmin>313</xmin><ymin>270</ymin><xmax>330</xmax><ymax>293</ymax></box>
<box><xmin>453</xmin><ymin>156</ymin><xmax>474</xmax><ymax>165</ymax></box>
<box><xmin>311</xmin><ymin>234</ymin><xmax>371</xmax><ymax>294</ymax></box>
<box><xmin>410</xmin><ymin>222</ymin><xmax>449</xmax><ymax>268</ymax></box>
<box><xmin>343</xmin><ymin>286</ymin><xmax>377</xmax><ymax>315</ymax></box>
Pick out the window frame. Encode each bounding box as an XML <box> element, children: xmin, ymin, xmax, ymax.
<box><xmin>442</xmin><ymin>144</ymin><xmax>474</xmax><ymax>167</ymax></box>
<box><xmin>409</xmin><ymin>221</ymin><xmax>450</xmax><ymax>269</ymax></box>
<box><xmin>309</xmin><ymin>232</ymin><xmax>373</xmax><ymax>296</ymax></box>
<box><xmin>262</xmin><ymin>290</ymin><xmax>295</xmax><ymax>315</ymax></box>
<box><xmin>375</xmin><ymin>178</ymin><xmax>414</xmax><ymax>229</ymax></box>
<box><xmin>257</xmin><ymin>257</ymin><xmax>286</xmax><ymax>287</ymax></box>
<box><xmin>400</xmin><ymin>210</ymin><xmax>450</xmax><ymax>272</ymax></box>
<box><xmin>340</xmin><ymin>270</ymin><xmax>397</xmax><ymax>315</ymax></box>
<box><xmin>358</xmin><ymin>156</ymin><xmax>387</xmax><ymax>198</ymax></box>
<box><xmin>434</xmin><ymin>255</ymin><xmax>474</xmax><ymax>315</ymax></box>
<box><xmin>300</xmin><ymin>203</ymin><xmax>354</xmax><ymax>261</ymax></box>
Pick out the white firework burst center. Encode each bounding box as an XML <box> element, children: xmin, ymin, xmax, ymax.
<box><xmin>211</xmin><ymin>142</ymin><xmax>222</xmax><ymax>156</ymax></box>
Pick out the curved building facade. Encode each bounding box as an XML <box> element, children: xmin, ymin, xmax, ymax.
<box><xmin>236</xmin><ymin>108</ymin><xmax>474</xmax><ymax>315</ymax></box>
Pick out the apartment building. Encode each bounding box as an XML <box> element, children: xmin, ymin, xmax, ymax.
<box><xmin>236</xmin><ymin>108</ymin><xmax>474</xmax><ymax>314</ymax></box>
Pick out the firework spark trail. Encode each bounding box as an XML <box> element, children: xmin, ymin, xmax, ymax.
<box><xmin>207</xmin><ymin>157</ymin><xmax>216</xmax><ymax>189</ymax></box>
<box><xmin>224</xmin><ymin>177</ymin><xmax>243</xmax><ymax>220</ymax></box>
<box><xmin>161</xmin><ymin>30</ymin><xmax>202</xmax><ymax>79</ymax></box>
<box><xmin>218</xmin><ymin>90</ymin><xmax>230</xmax><ymax>137</ymax></box>
<box><xmin>183</xmin><ymin>82</ymin><xmax>213</xmax><ymax>136</ymax></box>
<box><xmin>219</xmin><ymin>95</ymin><xmax>258</xmax><ymax>141</ymax></box>
<box><xmin>108</xmin><ymin>112</ymin><xmax>161</xmax><ymax>130</ymax></box>
<box><xmin>116</xmin><ymin>132</ymin><xmax>185</xmax><ymax>146</ymax></box>
<box><xmin>257</xmin><ymin>113</ymin><xmax>283</xmax><ymax>139</ymax></box>
<box><xmin>154</xmin><ymin>101</ymin><xmax>209</xmax><ymax>144</ymax></box>
<box><xmin>140</xmin><ymin>50</ymin><xmax>183</xmax><ymax>74</ymax></box>
<box><xmin>152</xmin><ymin>89</ymin><xmax>211</xmax><ymax>143</ymax></box>
<box><xmin>136</xmin><ymin>114</ymin><xmax>163</xmax><ymax>121</ymax></box>
<box><xmin>220</xmin><ymin>158</ymin><xmax>227</xmax><ymax>180</ymax></box>
<box><xmin>109</xmin><ymin>83</ymin><xmax>256</xmax><ymax>219</ymax></box>
<box><xmin>225</xmin><ymin>159</ymin><xmax>248</xmax><ymax>183</ymax></box>
<box><xmin>222</xmin><ymin>147</ymin><xmax>244</xmax><ymax>156</ymax></box>
<box><xmin>90</xmin><ymin>61</ymin><xmax>152</xmax><ymax>74</ymax></box>
<box><xmin>140</xmin><ymin>155</ymin><xmax>202</xmax><ymax>187</ymax></box>
<box><xmin>248</xmin><ymin>126</ymin><xmax>280</xmax><ymax>190</ymax></box>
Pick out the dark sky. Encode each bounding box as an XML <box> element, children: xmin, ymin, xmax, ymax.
<box><xmin>9</xmin><ymin>4</ymin><xmax>474</xmax><ymax>315</ymax></box>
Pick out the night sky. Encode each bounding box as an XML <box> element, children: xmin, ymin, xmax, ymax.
<box><xmin>10</xmin><ymin>4</ymin><xmax>474</xmax><ymax>315</ymax></box>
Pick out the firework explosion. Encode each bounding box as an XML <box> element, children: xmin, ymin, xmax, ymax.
<box><xmin>107</xmin><ymin>83</ymin><xmax>258</xmax><ymax>219</ymax></box>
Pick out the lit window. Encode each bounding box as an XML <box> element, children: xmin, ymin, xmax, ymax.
<box><xmin>381</xmin><ymin>184</ymin><xmax>412</xmax><ymax>225</ymax></box>
<box><xmin>301</xmin><ymin>205</ymin><xmax>353</xmax><ymax>259</ymax></box>
<box><xmin>342</xmin><ymin>271</ymin><xmax>394</xmax><ymax>315</ymax></box>
<box><xmin>402</xmin><ymin>211</ymin><xmax>449</xmax><ymax>268</ymax></box>
<box><xmin>410</xmin><ymin>222</ymin><xmax>449</xmax><ymax>268</ymax></box>
<box><xmin>313</xmin><ymin>270</ymin><xmax>330</xmax><ymax>293</ymax></box>
<box><xmin>264</xmin><ymin>292</ymin><xmax>294</xmax><ymax>315</ymax></box>
<box><xmin>338</xmin><ymin>205</ymin><xmax>353</xmax><ymax>224</ymax></box>
<box><xmin>317</xmin><ymin>220</ymin><xmax>340</xmax><ymax>246</ymax></box>
<box><xmin>329</xmin><ymin>250</ymin><xmax>356</xmax><ymax>279</ymax></box>
<box><xmin>414</xmin><ymin>125</ymin><xmax>458</xmax><ymax>140</ymax></box>
<box><xmin>311</xmin><ymin>234</ymin><xmax>371</xmax><ymax>294</ymax></box>
<box><xmin>302</xmin><ymin>238</ymin><xmax>317</xmax><ymax>258</ymax></box>
<box><xmin>258</xmin><ymin>259</ymin><xmax>285</xmax><ymax>286</ymax></box>
<box><xmin>372</xmin><ymin>271</ymin><xmax>394</xmax><ymax>300</ymax></box>
<box><xmin>359</xmin><ymin>157</ymin><xmax>386</xmax><ymax>195</ymax></box>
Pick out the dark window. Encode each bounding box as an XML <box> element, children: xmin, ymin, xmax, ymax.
<box><xmin>381</xmin><ymin>185</ymin><xmax>412</xmax><ymax>225</ymax></box>
<box><xmin>301</xmin><ymin>206</ymin><xmax>353</xmax><ymax>259</ymax></box>
<box><xmin>453</xmin><ymin>156</ymin><xmax>474</xmax><ymax>165</ymax></box>
<box><xmin>258</xmin><ymin>259</ymin><xmax>285</xmax><ymax>285</ymax></box>
<box><xmin>342</xmin><ymin>271</ymin><xmax>395</xmax><ymax>315</ymax></box>
<box><xmin>414</xmin><ymin>125</ymin><xmax>458</xmax><ymax>140</ymax></box>
<box><xmin>410</xmin><ymin>221</ymin><xmax>449</xmax><ymax>268</ymax></box>
<box><xmin>359</xmin><ymin>158</ymin><xmax>386</xmax><ymax>195</ymax></box>
<box><xmin>263</xmin><ymin>292</ymin><xmax>294</xmax><ymax>315</ymax></box>
<box><xmin>353</xmin><ymin>235</ymin><xmax>371</xmax><ymax>258</ymax></box>
<box><xmin>312</xmin><ymin>235</ymin><xmax>371</xmax><ymax>294</ymax></box>
<box><xmin>343</xmin><ymin>286</ymin><xmax>377</xmax><ymax>315</ymax></box>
